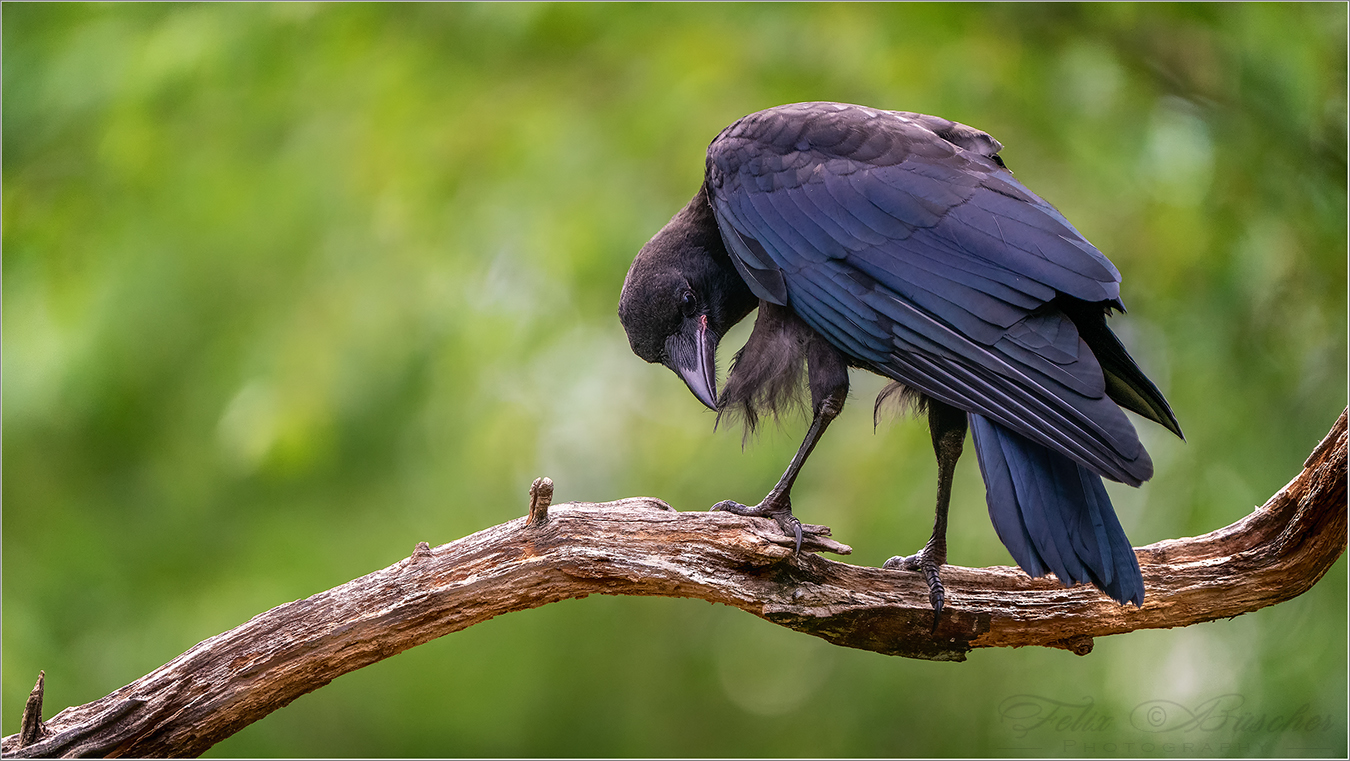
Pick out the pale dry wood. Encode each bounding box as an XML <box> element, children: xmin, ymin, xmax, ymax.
<box><xmin>3</xmin><ymin>410</ymin><xmax>1344</xmax><ymax>758</ymax></box>
<box><xmin>17</xmin><ymin>674</ymin><xmax>47</xmax><ymax>748</ymax></box>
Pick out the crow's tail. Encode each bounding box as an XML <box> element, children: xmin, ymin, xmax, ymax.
<box><xmin>969</xmin><ymin>413</ymin><xmax>1144</xmax><ymax>606</ymax></box>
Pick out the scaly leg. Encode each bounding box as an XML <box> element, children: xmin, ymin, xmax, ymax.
<box><xmin>712</xmin><ymin>389</ymin><xmax>845</xmax><ymax>552</ymax></box>
<box><xmin>713</xmin><ymin>327</ymin><xmax>850</xmax><ymax>553</ymax></box>
<box><xmin>884</xmin><ymin>399</ymin><xmax>967</xmax><ymax>629</ymax></box>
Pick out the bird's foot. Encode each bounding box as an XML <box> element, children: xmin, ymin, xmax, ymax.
<box><xmin>711</xmin><ymin>498</ymin><xmax>804</xmax><ymax>554</ymax></box>
<box><xmin>884</xmin><ymin>544</ymin><xmax>947</xmax><ymax>631</ymax></box>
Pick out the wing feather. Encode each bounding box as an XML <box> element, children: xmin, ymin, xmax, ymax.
<box><xmin>707</xmin><ymin>103</ymin><xmax>1151</xmax><ymax>483</ymax></box>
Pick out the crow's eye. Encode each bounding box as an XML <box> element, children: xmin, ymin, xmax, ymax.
<box><xmin>679</xmin><ymin>289</ymin><xmax>697</xmax><ymax>318</ymax></box>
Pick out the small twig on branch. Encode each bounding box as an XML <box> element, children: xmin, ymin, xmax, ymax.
<box><xmin>526</xmin><ymin>476</ymin><xmax>554</xmax><ymax>526</ymax></box>
<box><xmin>3</xmin><ymin>410</ymin><xmax>1345</xmax><ymax>758</ymax></box>
<box><xmin>17</xmin><ymin>673</ymin><xmax>47</xmax><ymax>749</ymax></box>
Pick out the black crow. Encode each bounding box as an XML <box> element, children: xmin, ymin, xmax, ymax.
<box><xmin>618</xmin><ymin>102</ymin><xmax>1182</xmax><ymax>620</ymax></box>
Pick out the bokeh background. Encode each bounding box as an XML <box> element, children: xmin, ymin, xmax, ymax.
<box><xmin>5</xmin><ymin>3</ymin><xmax>1346</xmax><ymax>757</ymax></box>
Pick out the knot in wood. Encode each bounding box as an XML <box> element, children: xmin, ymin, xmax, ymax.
<box><xmin>1053</xmin><ymin>634</ymin><xmax>1095</xmax><ymax>656</ymax></box>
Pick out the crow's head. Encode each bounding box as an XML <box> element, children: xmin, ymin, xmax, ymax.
<box><xmin>619</xmin><ymin>187</ymin><xmax>757</xmax><ymax>410</ymax></box>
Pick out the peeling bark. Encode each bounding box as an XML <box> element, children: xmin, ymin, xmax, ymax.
<box><xmin>4</xmin><ymin>410</ymin><xmax>1345</xmax><ymax>758</ymax></box>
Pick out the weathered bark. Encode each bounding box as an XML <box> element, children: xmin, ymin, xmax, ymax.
<box><xmin>4</xmin><ymin>410</ymin><xmax>1345</xmax><ymax>758</ymax></box>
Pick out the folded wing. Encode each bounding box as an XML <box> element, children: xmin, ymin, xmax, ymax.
<box><xmin>706</xmin><ymin>102</ymin><xmax>1151</xmax><ymax>485</ymax></box>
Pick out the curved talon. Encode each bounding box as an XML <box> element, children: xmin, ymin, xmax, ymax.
<box><xmin>922</xmin><ymin>562</ymin><xmax>945</xmax><ymax>632</ymax></box>
<box><xmin>885</xmin><ymin>550</ymin><xmax>947</xmax><ymax>631</ymax></box>
<box><xmin>711</xmin><ymin>499</ymin><xmax>805</xmax><ymax>554</ymax></box>
<box><xmin>773</xmin><ymin>513</ymin><xmax>804</xmax><ymax>555</ymax></box>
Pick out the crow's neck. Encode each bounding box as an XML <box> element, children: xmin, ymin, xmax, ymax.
<box><xmin>676</xmin><ymin>184</ymin><xmax>757</xmax><ymax>336</ymax></box>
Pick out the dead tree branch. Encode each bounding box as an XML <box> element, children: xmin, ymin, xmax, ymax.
<box><xmin>4</xmin><ymin>410</ymin><xmax>1345</xmax><ymax>758</ymax></box>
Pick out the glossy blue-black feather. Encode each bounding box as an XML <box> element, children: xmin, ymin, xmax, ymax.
<box><xmin>970</xmin><ymin>414</ymin><xmax>1143</xmax><ymax>605</ymax></box>
<box><xmin>706</xmin><ymin>102</ymin><xmax>1149</xmax><ymax>485</ymax></box>
<box><xmin>703</xmin><ymin>102</ymin><xmax>1155</xmax><ymax>605</ymax></box>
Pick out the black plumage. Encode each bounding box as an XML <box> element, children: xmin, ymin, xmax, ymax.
<box><xmin>618</xmin><ymin>102</ymin><xmax>1182</xmax><ymax>618</ymax></box>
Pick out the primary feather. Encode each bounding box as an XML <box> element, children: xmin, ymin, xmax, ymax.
<box><xmin>706</xmin><ymin>103</ymin><xmax>1165</xmax><ymax>485</ymax></box>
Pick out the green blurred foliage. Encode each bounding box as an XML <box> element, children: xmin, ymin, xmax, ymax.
<box><xmin>4</xmin><ymin>3</ymin><xmax>1345</xmax><ymax>757</ymax></box>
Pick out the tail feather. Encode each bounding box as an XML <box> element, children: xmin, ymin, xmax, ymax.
<box><xmin>996</xmin><ymin>428</ymin><xmax>1088</xmax><ymax>585</ymax></box>
<box><xmin>970</xmin><ymin>423</ymin><xmax>1049</xmax><ymax>578</ymax></box>
<box><xmin>970</xmin><ymin>413</ymin><xmax>1144</xmax><ymax>606</ymax></box>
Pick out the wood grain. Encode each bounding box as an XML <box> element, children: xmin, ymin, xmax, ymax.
<box><xmin>4</xmin><ymin>410</ymin><xmax>1344</xmax><ymax>758</ymax></box>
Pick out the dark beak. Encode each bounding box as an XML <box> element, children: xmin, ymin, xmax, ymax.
<box><xmin>665</xmin><ymin>314</ymin><xmax>718</xmax><ymax>410</ymax></box>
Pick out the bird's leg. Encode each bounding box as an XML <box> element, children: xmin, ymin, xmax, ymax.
<box><xmin>713</xmin><ymin>333</ymin><xmax>849</xmax><ymax>553</ymax></box>
<box><xmin>712</xmin><ymin>391</ymin><xmax>845</xmax><ymax>549</ymax></box>
<box><xmin>885</xmin><ymin>399</ymin><xmax>967</xmax><ymax>628</ymax></box>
